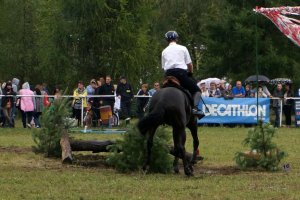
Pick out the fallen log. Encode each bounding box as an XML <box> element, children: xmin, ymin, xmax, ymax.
<box><xmin>60</xmin><ymin>134</ymin><xmax>116</xmax><ymax>163</ymax></box>
<box><xmin>60</xmin><ymin>135</ymin><xmax>203</xmax><ymax>163</ymax></box>
<box><xmin>70</xmin><ymin>140</ymin><xmax>115</xmax><ymax>153</ymax></box>
<box><xmin>60</xmin><ymin>133</ymin><xmax>73</xmax><ymax>164</ymax></box>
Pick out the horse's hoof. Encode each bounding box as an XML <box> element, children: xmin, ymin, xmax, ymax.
<box><xmin>189</xmin><ymin>165</ymin><xmax>194</xmax><ymax>173</ymax></box>
<box><xmin>185</xmin><ymin>172</ymin><xmax>194</xmax><ymax>177</ymax></box>
<box><xmin>198</xmin><ymin>155</ymin><xmax>204</xmax><ymax>161</ymax></box>
<box><xmin>173</xmin><ymin>166</ymin><xmax>180</xmax><ymax>174</ymax></box>
<box><xmin>190</xmin><ymin>159</ymin><xmax>197</xmax><ymax>165</ymax></box>
<box><xmin>184</xmin><ymin>167</ymin><xmax>194</xmax><ymax>177</ymax></box>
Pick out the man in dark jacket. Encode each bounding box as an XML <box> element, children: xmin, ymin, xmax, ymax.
<box><xmin>116</xmin><ymin>76</ymin><xmax>134</xmax><ymax>120</ymax></box>
<box><xmin>98</xmin><ymin>75</ymin><xmax>115</xmax><ymax>112</ymax></box>
<box><xmin>1</xmin><ymin>81</ymin><xmax>16</xmax><ymax>127</ymax></box>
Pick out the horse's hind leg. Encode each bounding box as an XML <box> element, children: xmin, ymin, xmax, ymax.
<box><xmin>142</xmin><ymin>126</ymin><xmax>158</xmax><ymax>173</ymax></box>
<box><xmin>173</xmin><ymin>130</ymin><xmax>189</xmax><ymax>174</ymax></box>
<box><xmin>173</xmin><ymin>128</ymin><xmax>193</xmax><ymax>176</ymax></box>
<box><xmin>187</xmin><ymin>119</ymin><xmax>200</xmax><ymax>164</ymax></box>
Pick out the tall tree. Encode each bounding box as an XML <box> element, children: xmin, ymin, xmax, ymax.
<box><xmin>201</xmin><ymin>0</ymin><xmax>300</xmax><ymax>85</ymax></box>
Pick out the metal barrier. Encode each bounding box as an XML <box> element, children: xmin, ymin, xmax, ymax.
<box><xmin>1</xmin><ymin>94</ymin><xmax>299</xmax><ymax>127</ymax></box>
<box><xmin>0</xmin><ymin>94</ymin><xmax>151</xmax><ymax>127</ymax></box>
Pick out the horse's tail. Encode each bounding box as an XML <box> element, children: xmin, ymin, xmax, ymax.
<box><xmin>137</xmin><ymin>111</ymin><xmax>164</xmax><ymax>135</ymax></box>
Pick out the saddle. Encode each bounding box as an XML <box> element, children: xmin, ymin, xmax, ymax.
<box><xmin>163</xmin><ymin>76</ymin><xmax>180</xmax><ymax>87</ymax></box>
<box><xmin>162</xmin><ymin>76</ymin><xmax>193</xmax><ymax>106</ymax></box>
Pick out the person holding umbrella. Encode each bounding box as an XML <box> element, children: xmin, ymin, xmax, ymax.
<box><xmin>245</xmin><ymin>75</ymin><xmax>272</xmax><ymax>98</ymax></box>
<box><xmin>252</xmin><ymin>82</ymin><xmax>272</xmax><ymax>98</ymax></box>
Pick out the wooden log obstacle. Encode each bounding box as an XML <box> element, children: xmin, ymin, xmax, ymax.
<box><xmin>60</xmin><ymin>134</ymin><xmax>203</xmax><ymax>164</ymax></box>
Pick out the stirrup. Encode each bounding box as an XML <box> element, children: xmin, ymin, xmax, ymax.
<box><xmin>192</xmin><ymin>108</ymin><xmax>205</xmax><ymax>119</ymax></box>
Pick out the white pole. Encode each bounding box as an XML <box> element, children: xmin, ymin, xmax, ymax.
<box><xmin>280</xmin><ymin>99</ymin><xmax>283</xmax><ymax>127</ymax></box>
<box><xmin>81</xmin><ymin>97</ymin><xmax>84</xmax><ymax>127</ymax></box>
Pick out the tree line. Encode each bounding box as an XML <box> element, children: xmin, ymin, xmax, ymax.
<box><xmin>1</xmin><ymin>0</ymin><xmax>299</xmax><ymax>91</ymax></box>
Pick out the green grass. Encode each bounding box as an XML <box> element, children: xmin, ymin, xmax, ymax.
<box><xmin>0</xmin><ymin>125</ymin><xmax>300</xmax><ymax>200</ymax></box>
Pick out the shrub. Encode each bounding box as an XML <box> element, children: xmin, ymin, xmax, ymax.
<box><xmin>106</xmin><ymin>126</ymin><xmax>173</xmax><ymax>173</ymax></box>
<box><xmin>32</xmin><ymin>97</ymin><xmax>72</xmax><ymax>157</ymax></box>
<box><xmin>235</xmin><ymin>121</ymin><xmax>287</xmax><ymax>171</ymax></box>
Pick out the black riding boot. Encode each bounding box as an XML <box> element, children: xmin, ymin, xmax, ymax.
<box><xmin>192</xmin><ymin>91</ymin><xmax>205</xmax><ymax>119</ymax></box>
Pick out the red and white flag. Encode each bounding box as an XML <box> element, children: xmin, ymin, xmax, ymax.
<box><xmin>255</xmin><ymin>6</ymin><xmax>300</xmax><ymax>47</ymax></box>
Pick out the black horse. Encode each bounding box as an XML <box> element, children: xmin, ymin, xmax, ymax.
<box><xmin>137</xmin><ymin>85</ymin><xmax>200</xmax><ymax>176</ymax></box>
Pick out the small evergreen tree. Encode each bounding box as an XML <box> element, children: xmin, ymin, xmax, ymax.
<box><xmin>106</xmin><ymin>126</ymin><xmax>173</xmax><ymax>174</ymax></box>
<box><xmin>32</xmin><ymin>96</ymin><xmax>72</xmax><ymax>157</ymax></box>
<box><xmin>235</xmin><ymin>121</ymin><xmax>286</xmax><ymax>171</ymax></box>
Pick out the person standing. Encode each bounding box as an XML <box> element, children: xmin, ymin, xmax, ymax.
<box><xmin>72</xmin><ymin>81</ymin><xmax>87</xmax><ymax>127</ymax></box>
<box><xmin>33</xmin><ymin>86</ymin><xmax>44</xmax><ymax>128</ymax></box>
<box><xmin>148</xmin><ymin>82</ymin><xmax>160</xmax><ymax>96</ymax></box>
<box><xmin>219</xmin><ymin>80</ymin><xmax>226</xmax><ymax>97</ymax></box>
<box><xmin>208</xmin><ymin>82</ymin><xmax>221</xmax><ymax>98</ymax></box>
<box><xmin>97</xmin><ymin>77</ymin><xmax>105</xmax><ymax>88</ymax></box>
<box><xmin>283</xmin><ymin>83</ymin><xmax>293</xmax><ymax>127</ymax></box>
<box><xmin>136</xmin><ymin>83</ymin><xmax>150</xmax><ymax>120</ymax></box>
<box><xmin>1</xmin><ymin>82</ymin><xmax>16</xmax><ymax>127</ymax></box>
<box><xmin>19</xmin><ymin>82</ymin><xmax>35</xmax><ymax>128</ymax></box>
<box><xmin>86</xmin><ymin>79</ymin><xmax>97</xmax><ymax>102</ymax></box>
<box><xmin>53</xmin><ymin>86</ymin><xmax>61</xmax><ymax>100</ymax></box>
<box><xmin>272</xmin><ymin>83</ymin><xmax>284</xmax><ymax>127</ymax></box>
<box><xmin>162</xmin><ymin>30</ymin><xmax>202</xmax><ymax>116</ymax></box>
<box><xmin>252</xmin><ymin>82</ymin><xmax>272</xmax><ymax>98</ymax></box>
<box><xmin>116</xmin><ymin>76</ymin><xmax>134</xmax><ymax>120</ymax></box>
<box><xmin>10</xmin><ymin>78</ymin><xmax>20</xmax><ymax>123</ymax></box>
<box><xmin>255</xmin><ymin>86</ymin><xmax>268</xmax><ymax>98</ymax></box>
<box><xmin>197</xmin><ymin>81</ymin><xmax>209</xmax><ymax>97</ymax></box>
<box><xmin>12</xmin><ymin>78</ymin><xmax>20</xmax><ymax>93</ymax></box>
<box><xmin>245</xmin><ymin>84</ymin><xmax>253</xmax><ymax>97</ymax></box>
<box><xmin>224</xmin><ymin>83</ymin><xmax>234</xmax><ymax>99</ymax></box>
<box><xmin>232</xmin><ymin>81</ymin><xmax>245</xmax><ymax>98</ymax></box>
<box><xmin>0</xmin><ymin>81</ymin><xmax>3</xmax><ymax>126</ymax></box>
<box><xmin>98</xmin><ymin>75</ymin><xmax>115</xmax><ymax>112</ymax></box>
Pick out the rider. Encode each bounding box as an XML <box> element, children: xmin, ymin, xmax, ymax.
<box><xmin>162</xmin><ymin>30</ymin><xmax>203</xmax><ymax>117</ymax></box>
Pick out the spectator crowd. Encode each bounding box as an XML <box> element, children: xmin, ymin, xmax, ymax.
<box><xmin>0</xmin><ymin>76</ymin><xmax>296</xmax><ymax>128</ymax></box>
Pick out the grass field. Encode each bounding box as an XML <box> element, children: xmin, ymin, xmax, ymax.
<box><xmin>0</xmin><ymin>123</ymin><xmax>299</xmax><ymax>200</ymax></box>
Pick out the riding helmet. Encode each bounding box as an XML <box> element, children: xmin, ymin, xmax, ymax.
<box><xmin>165</xmin><ymin>31</ymin><xmax>179</xmax><ymax>42</ymax></box>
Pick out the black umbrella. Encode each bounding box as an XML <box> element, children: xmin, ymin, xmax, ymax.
<box><xmin>269</xmin><ymin>78</ymin><xmax>292</xmax><ymax>85</ymax></box>
<box><xmin>244</xmin><ymin>75</ymin><xmax>270</xmax><ymax>83</ymax></box>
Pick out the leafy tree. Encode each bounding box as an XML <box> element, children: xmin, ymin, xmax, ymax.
<box><xmin>0</xmin><ymin>0</ymin><xmax>299</xmax><ymax>90</ymax></box>
<box><xmin>0</xmin><ymin>0</ymin><xmax>38</xmax><ymax>81</ymax></box>
<box><xmin>201</xmin><ymin>0</ymin><xmax>300</xmax><ymax>84</ymax></box>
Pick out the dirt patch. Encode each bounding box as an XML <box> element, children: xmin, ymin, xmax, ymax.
<box><xmin>0</xmin><ymin>146</ymin><xmax>32</xmax><ymax>154</ymax></box>
<box><xmin>70</xmin><ymin>154</ymin><xmax>241</xmax><ymax>176</ymax></box>
<box><xmin>0</xmin><ymin>147</ymin><xmax>243</xmax><ymax>176</ymax></box>
<box><xmin>195</xmin><ymin>165</ymin><xmax>241</xmax><ymax>176</ymax></box>
<box><xmin>72</xmin><ymin>154</ymin><xmax>110</xmax><ymax>168</ymax></box>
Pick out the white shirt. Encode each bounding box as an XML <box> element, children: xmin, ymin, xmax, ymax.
<box><xmin>114</xmin><ymin>91</ymin><xmax>120</xmax><ymax>110</ymax></box>
<box><xmin>161</xmin><ymin>42</ymin><xmax>192</xmax><ymax>71</ymax></box>
<box><xmin>252</xmin><ymin>85</ymin><xmax>271</xmax><ymax>97</ymax></box>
